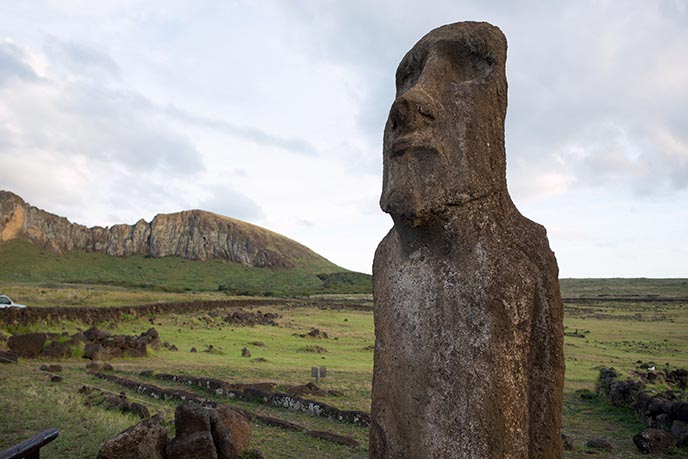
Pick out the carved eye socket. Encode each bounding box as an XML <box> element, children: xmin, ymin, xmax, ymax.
<box><xmin>435</xmin><ymin>40</ymin><xmax>495</xmax><ymax>82</ymax></box>
<box><xmin>395</xmin><ymin>49</ymin><xmax>427</xmax><ymax>93</ymax></box>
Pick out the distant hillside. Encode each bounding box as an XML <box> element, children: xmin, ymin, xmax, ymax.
<box><xmin>1</xmin><ymin>190</ymin><xmax>327</xmax><ymax>268</ymax></box>
<box><xmin>0</xmin><ymin>191</ymin><xmax>372</xmax><ymax>295</ymax></box>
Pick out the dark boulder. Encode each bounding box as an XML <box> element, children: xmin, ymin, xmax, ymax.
<box><xmin>647</xmin><ymin>397</ymin><xmax>672</xmax><ymax>417</ymax></box>
<box><xmin>84</xmin><ymin>327</ymin><xmax>110</xmax><ymax>342</ymax></box>
<box><xmin>167</xmin><ymin>403</ymin><xmax>217</xmax><ymax>459</ymax></box>
<box><xmin>83</xmin><ymin>343</ymin><xmax>109</xmax><ymax>360</ymax></box>
<box><xmin>677</xmin><ymin>431</ymin><xmax>688</xmax><ymax>448</ymax></box>
<box><xmin>130</xmin><ymin>402</ymin><xmax>151</xmax><ymax>419</ymax></box>
<box><xmin>672</xmin><ymin>420</ymin><xmax>688</xmax><ymax>439</ymax></box>
<box><xmin>633</xmin><ymin>429</ymin><xmax>675</xmax><ymax>454</ymax></box>
<box><xmin>8</xmin><ymin>332</ymin><xmax>46</xmax><ymax>358</ymax></box>
<box><xmin>608</xmin><ymin>379</ymin><xmax>644</xmax><ymax>407</ymax></box>
<box><xmin>86</xmin><ymin>361</ymin><xmax>103</xmax><ymax>371</ymax></box>
<box><xmin>41</xmin><ymin>341</ymin><xmax>72</xmax><ymax>359</ymax></box>
<box><xmin>167</xmin><ymin>432</ymin><xmax>218</xmax><ymax>459</ymax></box>
<box><xmin>97</xmin><ymin>415</ymin><xmax>169</xmax><ymax>459</ymax></box>
<box><xmin>175</xmin><ymin>403</ymin><xmax>211</xmax><ymax>435</ymax></box>
<box><xmin>216</xmin><ymin>405</ymin><xmax>252</xmax><ymax>457</ymax></box>
<box><xmin>672</xmin><ymin>402</ymin><xmax>688</xmax><ymax>422</ymax></box>
<box><xmin>124</xmin><ymin>341</ymin><xmax>147</xmax><ymax>358</ymax></box>
<box><xmin>656</xmin><ymin>413</ymin><xmax>672</xmax><ymax>432</ymax></box>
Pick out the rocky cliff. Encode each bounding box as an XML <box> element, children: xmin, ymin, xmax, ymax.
<box><xmin>0</xmin><ymin>190</ymin><xmax>325</xmax><ymax>268</ymax></box>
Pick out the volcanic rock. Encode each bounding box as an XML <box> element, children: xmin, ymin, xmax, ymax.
<box><xmin>41</xmin><ymin>341</ymin><xmax>72</xmax><ymax>359</ymax></box>
<box><xmin>8</xmin><ymin>332</ymin><xmax>47</xmax><ymax>358</ymax></box>
<box><xmin>167</xmin><ymin>404</ymin><xmax>217</xmax><ymax>459</ymax></box>
<box><xmin>0</xmin><ymin>190</ymin><xmax>326</xmax><ymax>268</ymax></box>
<box><xmin>673</xmin><ymin>402</ymin><xmax>688</xmax><ymax>422</ymax></box>
<box><xmin>633</xmin><ymin>429</ymin><xmax>675</xmax><ymax>454</ymax></box>
<box><xmin>370</xmin><ymin>22</ymin><xmax>564</xmax><ymax>459</ymax></box>
<box><xmin>214</xmin><ymin>405</ymin><xmax>252</xmax><ymax>458</ymax></box>
<box><xmin>97</xmin><ymin>414</ymin><xmax>169</xmax><ymax>459</ymax></box>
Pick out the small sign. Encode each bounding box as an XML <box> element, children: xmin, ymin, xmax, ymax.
<box><xmin>319</xmin><ymin>367</ymin><xmax>327</xmax><ymax>378</ymax></box>
<box><xmin>311</xmin><ymin>367</ymin><xmax>319</xmax><ymax>378</ymax></box>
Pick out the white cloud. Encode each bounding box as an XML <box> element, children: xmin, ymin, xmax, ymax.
<box><xmin>1</xmin><ymin>1</ymin><xmax>687</xmax><ymax>276</ymax></box>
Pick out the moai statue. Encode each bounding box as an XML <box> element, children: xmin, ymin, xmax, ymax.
<box><xmin>370</xmin><ymin>22</ymin><xmax>564</xmax><ymax>459</ymax></box>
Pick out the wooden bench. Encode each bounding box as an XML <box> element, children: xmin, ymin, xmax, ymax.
<box><xmin>0</xmin><ymin>429</ymin><xmax>59</xmax><ymax>459</ymax></box>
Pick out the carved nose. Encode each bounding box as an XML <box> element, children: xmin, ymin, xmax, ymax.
<box><xmin>389</xmin><ymin>92</ymin><xmax>437</xmax><ymax>132</ymax></box>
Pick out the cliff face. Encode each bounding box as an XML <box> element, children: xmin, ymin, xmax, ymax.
<box><xmin>0</xmin><ymin>190</ymin><xmax>324</xmax><ymax>268</ymax></box>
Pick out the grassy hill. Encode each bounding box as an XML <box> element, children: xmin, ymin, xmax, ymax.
<box><xmin>0</xmin><ymin>240</ymin><xmax>371</xmax><ymax>296</ymax></box>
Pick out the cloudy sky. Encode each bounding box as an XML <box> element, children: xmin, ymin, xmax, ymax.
<box><xmin>1</xmin><ymin>1</ymin><xmax>686</xmax><ymax>277</ymax></box>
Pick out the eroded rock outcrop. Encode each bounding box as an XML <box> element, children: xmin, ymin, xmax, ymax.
<box><xmin>0</xmin><ymin>190</ymin><xmax>324</xmax><ymax>267</ymax></box>
<box><xmin>370</xmin><ymin>22</ymin><xmax>564</xmax><ymax>458</ymax></box>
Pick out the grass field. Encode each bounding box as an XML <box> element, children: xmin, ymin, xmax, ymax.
<box><xmin>1</xmin><ymin>278</ymin><xmax>687</xmax><ymax>458</ymax></box>
<box><xmin>0</xmin><ymin>240</ymin><xmax>372</xmax><ymax>296</ymax></box>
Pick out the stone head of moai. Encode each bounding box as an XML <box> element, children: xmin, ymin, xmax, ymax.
<box><xmin>380</xmin><ymin>22</ymin><xmax>508</xmax><ymax>227</ymax></box>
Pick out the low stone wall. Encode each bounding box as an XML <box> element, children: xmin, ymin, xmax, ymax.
<box><xmin>0</xmin><ymin>298</ymin><xmax>372</xmax><ymax>326</ymax></box>
<box><xmin>0</xmin><ymin>299</ymin><xmax>285</xmax><ymax>325</ymax></box>
<box><xmin>154</xmin><ymin>372</ymin><xmax>371</xmax><ymax>426</ymax></box>
<box><xmin>597</xmin><ymin>367</ymin><xmax>688</xmax><ymax>451</ymax></box>
<box><xmin>91</xmin><ymin>372</ymin><xmax>360</xmax><ymax>447</ymax></box>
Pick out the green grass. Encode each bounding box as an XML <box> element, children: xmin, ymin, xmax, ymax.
<box><xmin>560</xmin><ymin>278</ymin><xmax>688</xmax><ymax>298</ymax></box>
<box><xmin>0</xmin><ymin>364</ymin><xmax>141</xmax><ymax>458</ymax></box>
<box><xmin>1</xmin><ymin>279</ymin><xmax>688</xmax><ymax>458</ymax></box>
<box><xmin>0</xmin><ymin>240</ymin><xmax>372</xmax><ymax>297</ymax></box>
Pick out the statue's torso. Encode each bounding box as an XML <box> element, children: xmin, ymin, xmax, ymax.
<box><xmin>370</xmin><ymin>210</ymin><xmax>563</xmax><ymax>459</ymax></box>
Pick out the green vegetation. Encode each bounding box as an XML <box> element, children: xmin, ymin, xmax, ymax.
<box><xmin>0</xmin><ymin>240</ymin><xmax>371</xmax><ymax>297</ymax></box>
<box><xmin>0</xmin><ymin>278</ymin><xmax>687</xmax><ymax>458</ymax></box>
<box><xmin>560</xmin><ymin>277</ymin><xmax>688</xmax><ymax>298</ymax></box>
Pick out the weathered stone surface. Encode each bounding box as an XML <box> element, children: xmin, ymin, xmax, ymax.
<box><xmin>97</xmin><ymin>415</ymin><xmax>168</xmax><ymax>459</ymax></box>
<box><xmin>678</xmin><ymin>430</ymin><xmax>688</xmax><ymax>448</ymax></box>
<box><xmin>215</xmin><ymin>404</ymin><xmax>252</xmax><ymax>457</ymax></box>
<box><xmin>633</xmin><ymin>429</ymin><xmax>675</xmax><ymax>454</ymax></box>
<box><xmin>167</xmin><ymin>404</ymin><xmax>217</xmax><ymax>459</ymax></box>
<box><xmin>0</xmin><ymin>190</ymin><xmax>325</xmax><ymax>267</ymax></box>
<box><xmin>8</xmin><ymin>332</ymin><xmax>46</xmax><ymax>358</ymax></box>
<box><xmin>167</xmin><ymin>431</ymin><xmax>218</xmax><ymax>459</ymax></box>
<box><xmin>166</xmin><ymin>403</ymin><xmax>252</xmax><ymax>459</ymax></box>
<box><xmin>673</xmin><ymin>402</ymin><xmax>688</xmax><ymax>422</ymax></box>
<box><xmin>83</xmin><ymin>343</ymin><xmax>109</xmax><ymax>361</ymax></box>
<box><xmin>656</xmin><ymin>413</ymin><xmax>672</xmax><ymax>431</ymax></box>
<box><xmin>673</xmin><ymin>420</ymin><xmax>688</xmax><ymax>438</ymax></box>
<box><xmin>370</xmin><ymin>22</ymin><xmax>564</xmax><ymax>459</ymax></box>
<box><xmin>41</xmin><ymin>341</ymin><xmax>72</xmax><ymax>359</ymax></box>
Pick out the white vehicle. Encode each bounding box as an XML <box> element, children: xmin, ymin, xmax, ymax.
<box><xmin>0</xmin><ymin>295</ymin><xmax>26</xmax><ymax>308</ymax></box>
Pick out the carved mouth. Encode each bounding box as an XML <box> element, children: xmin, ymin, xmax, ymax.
<box><xmin>390</xmin><ymin>145</ymin><xmax>439</xmax><ymax>159</ymax></box>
